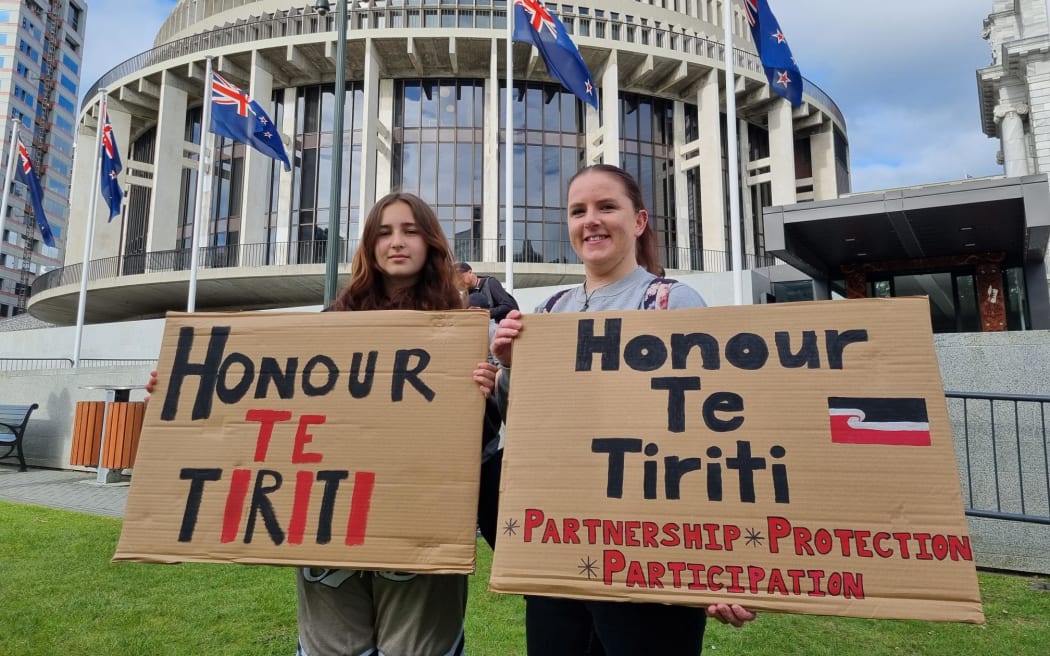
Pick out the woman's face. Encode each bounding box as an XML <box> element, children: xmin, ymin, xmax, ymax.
<box><xmin>374</xmin><ymin>201</ymin><xmax>428</xmax><ymax>289</ymax></box>
<box><xmin>567</xmin><ymin>170</ymin><xmax>647</xmax><ymax>279</ymax></box>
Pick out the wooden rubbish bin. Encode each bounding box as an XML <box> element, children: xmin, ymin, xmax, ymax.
<box><xmin>101</xmin><ymin>402</ymin><xmax>145</xmax><ymax>469</ymax></box>
<box><xmin>70</xmin><ymin>401</ymin><xmax>105</xmax><ymax>466</ymax></box>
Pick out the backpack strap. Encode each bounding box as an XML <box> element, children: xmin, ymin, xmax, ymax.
<box><xmin>642</xmin><ymin>277</ymin><xmax>677</xmax><ymax>310</ymax></box>
<box><xmin>541</xmin><ymin>288</ymin><xmax>573</xmax><ymax>313</ymax></box>
<box><xmin>544</xmin><ymin>277</ymin><xmax>678</xmax><ymax>313</ymax></box>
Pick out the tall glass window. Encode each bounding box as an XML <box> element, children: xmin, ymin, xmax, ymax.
<box><xmin>498</xmin><ymin>81</ymin><xmax>586</xmax><ymax>264</ymax></box>
<box><xmin>619</xmin><ymin>92</ymin><xmax>676</xmax><ymax>268</ymax></box>
<box><xmin>393</xmin><ymin>79</ymin><xmax>484</xmax><ymax>260</ymax></box>
<box><xmin>122</xmin><ymin>128</ymin><xmax>155</xmax><ymax>275</ymax></box>
<box><xmin>290</xmin><ymin>82</ymin><xmax>364</xmax><ymax>264</ymax></box>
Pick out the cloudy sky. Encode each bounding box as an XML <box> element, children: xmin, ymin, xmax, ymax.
<box><xmin>78</xmin><ymin>0</ymin><xmax>1003</xmax><ymax>193</ymax></box>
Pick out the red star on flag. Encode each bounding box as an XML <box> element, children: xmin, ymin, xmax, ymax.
<box><xmin>585</xmin><ymin>80</ymin><xmax>593</xmax><ymax>95</ymax></box>
<box><xmin>776</xmin><ymin>71</ymin><xmax>791</xmax><ymax>87</ymax></box>
<box><xmin>771</xmin><ymin>30</ymin><xmax>785</xmax><ymax>44</ymax></box>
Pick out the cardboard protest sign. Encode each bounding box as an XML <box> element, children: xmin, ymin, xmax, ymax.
<box><xmin>115</xmin><ymin>310</ymin><xmax>489</xmax><ymax>573</ymax></box>
<box><xmin>490</xmin><ymin>297</ymin><xmax>984</xmax><ymax>622</ymax></box>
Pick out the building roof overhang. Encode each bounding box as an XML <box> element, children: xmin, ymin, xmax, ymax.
<box><xmin>763</xmin><ymin>175</ymin><xmax>1050</xmax><ymax>280</ymax></box>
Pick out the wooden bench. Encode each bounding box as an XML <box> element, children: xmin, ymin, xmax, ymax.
<box><xmin>0</xmin><ymin>403</ymin><xmax>39</xmax><ymax>472</ymax></box>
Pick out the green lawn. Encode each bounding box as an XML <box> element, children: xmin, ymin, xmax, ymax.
<box><xmin>1</xmin><ymin>501</ymin><xmax>1048</xmax><ymax>655</ymax></box>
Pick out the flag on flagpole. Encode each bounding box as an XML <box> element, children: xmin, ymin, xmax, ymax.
<box><xmin>100</xmin><ymin>104</ymin><xmax>123</xmax><ymax>221</ymax></box>
<box><xmin>743</xmin><ymin>0</ymin><xmax>803</xmax><ymax>106</ymax></box>
<box><xmin>210</xmin><ymin>73</ymin><xmax>291</xmax><ymax>171</ymax></box>
<box><xmin>512</xmin><ymin>0</ymin><xmax>598</xmax><ymax>109</ymax></box>
<box><xmin>14</xmin><ymin>139</ymin><xmax>55</xmax><ymax>247</ymax></box>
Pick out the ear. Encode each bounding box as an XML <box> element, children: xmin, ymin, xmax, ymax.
<box><xmin>635</xmin><ymin>209</ymin><xmax>649</xmax><ymax>237</ymax></box>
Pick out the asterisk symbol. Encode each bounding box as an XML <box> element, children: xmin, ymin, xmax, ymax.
<box><xmin>503</xmin><ymin>518</ymin><xmax>519</xmax><ymax>536</ymax></box>
<box><xmin>578</xmin><ymin>556</ymin><xmax>598</xmax><ymax>579</ymax></box>
<box><xmin>744</xmin><ymin>527</ymin><xmax>765</xmax><ymax>547</ymax></box>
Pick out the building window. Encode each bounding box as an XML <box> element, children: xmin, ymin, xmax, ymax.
<box><xmin>67</xmin><ymin>3</ymin><xmax>83</xmax><ymax>33</ymax></box>
<box><xmin>619</xmin><ymin>92</ymin><xmax>677</xmax><ymax>269</ymax></box>
<box><xmin>289</xmin><ymin>82</ymin><xmax>364</xmax><ymax>264</ymax></box>
<box><xmin>497</xmin><ymin>81</ymin><xmax>587</xmax><ymax>265</ymax></box>
<box><xmin>60</xmin><ymin>74</ymin><xmax>76</xmax><ymax>95</ymax></box>
<box><xmin>394</xmin><ymin>79</ymin><xmax>484</xmax><ymax>260</ymax></box>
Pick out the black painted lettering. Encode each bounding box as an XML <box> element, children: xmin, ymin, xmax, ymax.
<box><xmin>217</xmin><ymin>351</ymin><xmax>255</xmax><ymax>405</ymax></box>
<box><xmin>162</xmin><ymin>326</ymin><xmax>231</xmax><ymax>421</ymax></box>
<box><xmin>177</xmin><ymin>468</ymin><xmax>223</xmax><ymax>542</ymax></box>
<box><xmin>775</xmin><ymin>331</ymin><xmax>820</xmax><ymax>368</ymax></box>
<box><xmin>771</xmin><ymin>445</ymin><xmax>790</xmax><ymax>503</ymax></box>
<box><xmin>255</xmin><ymin>357</ymin><xmax>298</xmax><ymax>399</ymax></box>
<box><xmin>302</xmin><ymin>355</ymin><xmax>339</xmax><ymax>396</ymax></box>
<box><xmin>664</xmin><ymin>456</ymin><xmax>702</xmax><ymax>500</ymax></box>
<box><xmin>651</xmin><ymin>376</ymin><xmax>702</xmax><ymax>433</ymax></box>
<box><xmin>392</xmin><ymin>349</ymin><xmax>435</xmax><ymax>401</ymax></box>
<box><xmin>725</xmin><ymin>440</ymin><xmax>765</xmax><ymax>503</ymax></box>
<box><xmin>705</xmin><ymin>446</ymin><xmax>723</xmax><ymax>501</ymax></box>
<box><xmin>348</xmin><ymin>351</ymin><xmax>378</xmax><ymax>399</ymax></box>
<box><xmin>592</xmin><ymin>437</ymin><xmax>642</xmax><ymax>498</ymax></box>
<box><xmin>725</xmin><ymin>333</ymin><xmax>769</xmax><ymax>370</ymax></box>
<box><xmin>624</xmin><ymin>334</ymin><xmax>667</xmax><ymax>372</ymax></box>
<box><xmin>315</xmin><ymin>470</ymin><xmax>350</xmax><ymax>544</ymax></box>
<box><xmin>243</xmin><ymin>470</ymin><xmax>285</xmax><ymax>545</ymax></box>
<box><xmin>826</xmin><ymin>329</ymin><xmax>869</xmax><ymax>369</ymax></box>
<box><xmin>670</xmin><ymin>332</ymin><xmax>721</xmax><ymax>370</ymax></box>
<box><xmin>576</xmin><ymin>319</ymin><xmax>621</xmax><ymax>371</ymax></box>
<box><xmin>702</xmin><ymin>392</ymin><xmax>745</xmax><ymax>432</ymax></box>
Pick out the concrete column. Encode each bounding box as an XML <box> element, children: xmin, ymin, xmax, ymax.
<box><xmin>275</xmin><ymin>87</ymin><xmax>296</xmax><ymax>264</ymax></box>
<box><xmin>671</xmin><ymin>100</ymin><xmax>691</xmax><ymax>270</ymax></box>
<box><xmin>767</xmin><ymin>98</ymin><xmax>796</xmax><ymax>205</ymax></box>
<box><xmin>809</xmin><ymin>126</ymin><xmax>837</xmax><ymax>201</ymax></box>
<box><xmin>242</xmin><ymin>53</ymin><xmax>275</xmax><ymax>258</ymax></box>
<box><xmin>374</xmin><ymin>78</ymin><xmax>394</xmax><ymax>201</ymax></box>
<box><xmin>737</xmin><ymin>118</ymin><xmax>754</xmax><ymax>255</ymax></box>
<box><xmin>147</xmin><ymin>72</ymin><xmax>189</xmax><ymax>254</ymax></box>
<box><xmin>976</xmin><ymin>261</ymin><xmax>1007</xmax><ymax>332</ymax></box>
<box><xmin>697</xmin><ymin>72</ymin><xmax>725</xmax><ymax>264</ymax></box>
<box><xmin>66</xmin><ymin>114</ymin><xmax>99</xmax><ymax>266</ymax></box>
<box><xmin>356</xmin><ymin>38</ymin><xmax>380</xmax><ymax>237</ymax></box>
<box><xmin>600</xmin><ymin>50</ymin><xmax>620</xmax><ymax>167</ymax></box>
<box><xmin>996</xmin><ymin>103</ymin><xmax>1030</xmax><ymax>177</ymax></box>
<box><xmin>482</xmin><ymin>39</ymin><xmax>500</xmax><ymax>263</ymax></box>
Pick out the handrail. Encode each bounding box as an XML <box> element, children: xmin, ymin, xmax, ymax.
<box><xmin>81</xmin><ymin>4</ymin><xmax>844</xmax><ymax>127</ymax></box>
<box><xmin>30</xmin><ymin>239</ymin><xmax>776</xmax><ymax>296</ymax></box>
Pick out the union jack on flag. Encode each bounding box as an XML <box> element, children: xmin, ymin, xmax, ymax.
<box><xmin>100</xmin><ymin>103</ymin><xmax>123</xmax><ymax>221</ymax></box>
<box><xmin>209</xmin><ymin>73</ymin><xmax>291</xmax><ymax>171</ymax></box>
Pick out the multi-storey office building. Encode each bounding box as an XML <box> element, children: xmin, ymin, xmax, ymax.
<box><xmin>0</xmin><ymin>0</ymin><xmax>84</xmax><ymax>318</ymax></box>
<box><xmin>29</xmin><ymin>0</ymin><xmax>848</xmax><ymax>324</ymax></box>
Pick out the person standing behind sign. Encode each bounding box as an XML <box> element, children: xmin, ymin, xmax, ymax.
<box><xmin>490</xmin><ymin>164</ymin><xmax>756</xmax><ymax>656</ymax></box>
<box><xmin>145</xmin><ymin>192</ymin><xmax>498</xmax><ymax>656</ymax></box>
<box><xmin>295</xmin><ymin>192</ymin><xmax>498</xmax><ymax>656</ymax></box>
<box><xmin>456</xmin><ymin>261</ymin><xmax>519</xmax><ymax>322</ymax></box>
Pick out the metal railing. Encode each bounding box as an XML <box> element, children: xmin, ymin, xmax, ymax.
<box><xmin>31</xmin><ymin>238</ymin><xmax>774</xmax><ymax>297</ymax></box>
<box><xmin>0</xmin><ymin>358</ymin><xmax>158</xmax><ymax>371</ymax></box>
<box><xmin>82</xmin><ymin>4</ymin><xmax>844</xmax><ymax>127</ymax></box>
<box><xmin>946</xmin><ymin>391</ymin><xmax>1050</xmax><ymax>526</ymax></box>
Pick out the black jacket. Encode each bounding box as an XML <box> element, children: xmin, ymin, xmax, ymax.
<box><xmin>474</xmin><ymin>276</ymin><xmax>519</xmax><ymax>322</ymax></box>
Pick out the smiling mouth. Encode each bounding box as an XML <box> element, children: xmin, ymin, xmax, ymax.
<box><xmin>584</xmin><ymin>235</ymin><xmax>608</xmax><ymax>243</ymax></box>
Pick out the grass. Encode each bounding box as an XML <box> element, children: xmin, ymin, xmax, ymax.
<box><xmin>1</xmin><ymin>500</ymin><xmax>1048</xmax><ymax>655</ymax></box>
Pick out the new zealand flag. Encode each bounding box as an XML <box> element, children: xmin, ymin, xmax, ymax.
<box><xmin>15</xmin><ymin>139</ymin><xmax>55</xmax><ymax>247</ymax></box>
<box><xmin>210</xmin><ymin>73</ymin><xmax>291</xmax><ymax>171</ymax></box>
<box><xmin>512</xmin><ymin>0</ymin><xmax>598</xmax><ymax>109</ymax></box>
<box><xmin>742</xmin><ymin>0</ymin><xmax>803</xmax><ymax>107</ymax></box>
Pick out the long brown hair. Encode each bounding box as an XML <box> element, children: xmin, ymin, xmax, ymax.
<box><xmin>331</xmin><ymin>192</ymin><xmax>463</xmax><ymax>311</ymax></box>
<box><xmin>567</xmin><ymin>164</ymin><xmax>662</xmax><ymax>276</ymax></box>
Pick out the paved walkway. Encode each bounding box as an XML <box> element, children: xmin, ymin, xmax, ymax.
<box><xmin>0</xmin><ymin>465</ymin><xmax>128</xmax><ymax>517</ymax></box>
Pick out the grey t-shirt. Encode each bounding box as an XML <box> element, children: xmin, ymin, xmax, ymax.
<box><xmin>538</xmin><ymin>266</ymin><xmax>707</xmax><ymax>313</ymax></box>
<box><xmin>496</xmin><ymin>267</ymin><xmax>706</xmax><ymax>406</ymax></box>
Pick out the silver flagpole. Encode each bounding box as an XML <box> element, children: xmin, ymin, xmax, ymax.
<box><xmin>0</xmin><ymin>121</ymin><xmax>19</xmax><ymax>271</ymax></box>
<box><xmin>72</xmin><ymin>92</ymin><xmax>108</xmax><ymax>367</ymax></box>
<box><xmin>188</xmin><ymin>56</ymin><xmax>214</xmax><ymax>312</ymax></box>
<box><xmin>504</xmin><ymin>4</ymin><xmax>515</xmax><ymax>293</ymax></box>
<box><xmin>724</xmin><ymin>0</ymin><xmax>744</xmax><ymax>306</ymax></box>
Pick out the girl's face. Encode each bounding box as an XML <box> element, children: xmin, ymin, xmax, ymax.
<box><xmin>567</xmin><ymin>170</ymin><xmax>647</xmax><ymax>280</ymax></box>
<box><xmin>374</xmin><ymin>201</ymin><xmax>428</xmax><ymax>289</ymax></box>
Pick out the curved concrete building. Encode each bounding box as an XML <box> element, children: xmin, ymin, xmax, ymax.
<box><xmin>30</xmin><ymin>0</ymin><xmax>849</xmax><ymax>324</ymax></box>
